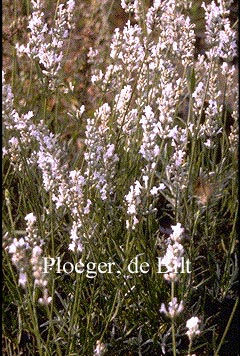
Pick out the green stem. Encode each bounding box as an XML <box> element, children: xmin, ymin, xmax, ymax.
<box><xmin>171</xmin><ymin>281</ymin><xmax>177</xmax><ymax>356</ymax></box>
<box><xmin>27</xmin><ymin>286</ymin><xmax>45</xmax><ymax>355</ymax></box>
<box><xmin>42</xmin><ymin>95</ymin><xmax>47</xmax><ymax>125</ymax></box>
<box><xmin>213</xmin><ymin>297</ymin><xmax>239</xmax><ymax>356</ymax></box>
<box><xmin>26</xmin><ymin>63</ymin><xmax>33</xmax><ymax>100</ymax></box>
<box><xmin>187</xmin><ymin>338</ymin><xmax>193</xmax><ymax>356</ymax></box>
<box><xmin>5</xmin><ymin>190</ymin><xmax>16</xmax><ymax>236</ymax></box>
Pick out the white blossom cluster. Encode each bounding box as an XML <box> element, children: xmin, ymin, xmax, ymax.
<box><xmin>2</xmin><ymin>0</ymin><xmax>237</xmax><ymax>350</ymax></box>
<box><xmin>192</xmin><ymin>62</ymin><xmax>237</xmax><ymax>151</ymax></box>
<box><xmin>66</xmin><ymin>171</ymin><xmax>92</xmax><ymax>252</ymax></box>
<box><xmin>8</xmin><ymin>213</ymin><xmax>52</xmax><ymax>304</ymax></box>
<box><xmin>16</xmin><ymin>0</ymin><xmax>75</xmax><ymax>89</ymax></box>
<box><xmin>203</xmin><ymin>0</ymin><xmax>237</xmax><ymax>61</ymax></box>
<box><xmin>86</xmin><ymin>0</ymin><xmax>237</xmax><ymax>229</ymax></box>
<box><xmin>98</xmin><ymin>3</ymin><xmax>194</xmax><ymax>225</ymax></box>
<box><xmin>111</xmin><ymin>20</ymin><xmax>145</xmax><ymax>80</ymax></box>
<box><xmin>93</xmin><ymin>340</ymin><xmax>106</xmax><ymax>356</ymax></box>
<box><xmin>199</xmin><ymin>65</ymin><xmax>223</xmax><ymax>148</ymax></box>
<box><xmin>186</xmin><ymin>316</ymin><xmax>201</xmax><ymax>341</ymax></box>
<box><xmin>8</xmin><ymin>236</ymin><xmax>31</xmax><ymax>288</ymax></box>
<box><xmin>160</xmin><ymin>297</ymin><xmax>184</xmax><ymax>319</ymax></box>
<box><xmin>228</xmin><ymin>96</ymin><xmax>239</xmax><ymax>153</ymax></box>
<box><xmin>120</xmin><ymin>0</ymin><xmax>143</xmax><ymax>22</ymax></box>
<box><xmin>165</xmin><ymin>126</ymin><xmax>188</xmax><ymax>196</ymax></box>
<box><xmin>4</xmin><ymin>0</ymin><xmax>238</xmax><ymax>256</ymax></box>
<box><xmin>90</xmin><ymin>0</ymin><xmax>196</xmax><ymax>147</ymax></box>
<box><xmin>190</xmin><ymin>0</ymin><xmax>237</xmax><ymax>151</ymax></box>
<box><xmin>3</xmin><ymin>89</ymin><xmax>67</xmax><ymax>192</ymax></box>
<box><xmin>2</xmin><ymin>71</ymin><xmax>15</xmax><ymax>120</ymax></box>
<box><xmin>146</xmin><ymin>0</ymin><xmax>195</xmax><ymax>66</ymax></box>
<box><xmin>2</xmin><ymin>74</ymin><xmax>91</xmax><ymax>253</ymax></box>
<box><xmin>91</xmin><ymin>19</ymin><xmax>144</xmax><ymax>91</ymax></box>
<box><xmin>221</xmin><ymin>62</ymin><xmax>239</xmax><ymax>153</ymax></box>
<box><xmin>123</xmin><ymin>105</ymin><xmax>167</xmax><ymax>229</ymax></box>
<box><xmin>125</xmin><ymin>176</ymin><xmax>165</xmax><ymax>230</ymax></box>
<box><xmin>2</xmin><ymin>72</ymin><xmax>22</xmax><ymax>166</ymax></box>
<box><xmin>125</xmin><ymin>180</ymin><xmax>142</xmax><ymax>230</ymax></box>
<box><xmin>85</xmin><ymin>103</ymin><xmax>119</xmax><ymax>201</ymax></box>
<box><xmin>120</xmin><ymin>0</ymin><xmax>140</xmax><ymax>14</ymax></box>
<box><xmin>161</xmin><ymin>223</ymin><xmax>185</xmax><ymax>282</ymax></box>
<box><xmin>115</xmin><ymin>85</ymin><xmax>132</xmax><ymax>128</ymax></box>
<box><xmin>139</xmin><ymin>105</ymin><xmax>159</xmax><ymax>170</ymax></box>
<box><xmin>159</xmin><ymin>223</ymin><xmax>201</xmax><ymax>351</ymax></box>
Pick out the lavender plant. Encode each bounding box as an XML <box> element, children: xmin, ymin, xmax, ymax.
<box><xmin>3</xmin><ymin>0</ymin><xmax>238</xmax><ymax>355</ymax></box>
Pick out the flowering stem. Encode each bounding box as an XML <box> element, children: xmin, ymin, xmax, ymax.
<box><xmin>54</xmin><ymin>88</ymin><xmax>60</xmax><ymax>126</ymax></box>
<box><xmin>187</xmin><ymin>338</ymin><xmax>193</xmax><ymax>356</ymax></box>
<box><xmin>54</xmin><ymin>0</ymin><xmax>61</xmax><ymax>21</ymax></box>
<box><xmin>46</xmin><ymin>304</ymin><xmax>63</xmax><ymax>356</ymax></box>
<box><xmin>3</xmin><ymin>249</ymin><xmax>23</xmax><ymax>302</ymax></box>
<box><xmin>188</xmin><ymin>60</ymin><xmax>213</xmax><ymax>180</ymax></box>
<box><xmin>67</xmin><ymin>274</ymin><xmax>81</xmax><ymax>352</ymax></box>
<box><xmin>171</xmin><ymin>319</ymin><xmax>177</xmax><ymax>356</ymax></box>
<box><xmin>42</xmin><ymin>95</ymin><xmax>47</xmax><ymax>124</ymax></box>
<box><xmin>213</xmin><ymin>297</ymin><xmax>239</xmax><ymax>356</ymax></box>
<box><xmin>26</xmin><ymin>0</ymin><xmax>30</xmax><ymax>16</ymax></box>
<box><xmin>5</xmin><ymin>190</ymin><xmax>16</xmax><ymax>235</ymax></box>
<box><xmin>171</xmin><ymin>281</ymin><xmax>177</xmax><ymax>356</ymax></box>
<box><xmin>49</xmin><ymin>193</ymin><xmax>55</xmax><ymax>256</ymax></box>
<box><xmin>27</xmin><ymin>286</ymin><xmax>44</xmax><ymax>354</ymax></box>
<box><xmin>27</xmin><ymin>63</ymin><xmax>34</xmax><ymax>100</ymax></box>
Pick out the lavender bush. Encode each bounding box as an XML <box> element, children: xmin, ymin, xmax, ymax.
<box><xmin>2</xmin><ymin>0</ymin><xmax>238</xmax><ymax>355</ymax></box>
